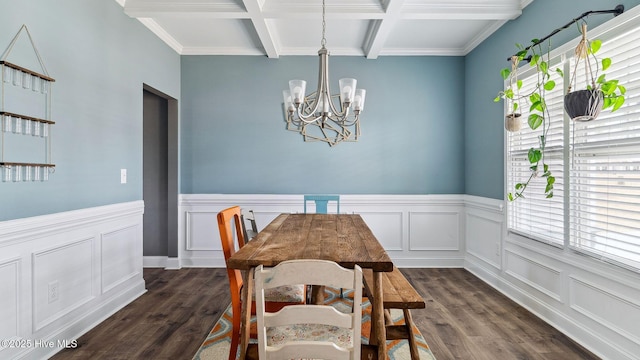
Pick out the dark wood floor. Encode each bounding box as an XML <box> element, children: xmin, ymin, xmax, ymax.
<box><xmin>51</xmin><ymin>268</ymin><xmax>599</xmax><ymax>360</ymax></box>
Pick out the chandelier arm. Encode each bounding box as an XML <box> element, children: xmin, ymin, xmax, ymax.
<box><xmin>337</xmin><ymin>113</ymin><xmax>359</xmax><ymax>126</ymax></box>
<box><xmin>294</xmin><ymin>109</ymin><xmax>323</xmax><ymax>124</ymax></box>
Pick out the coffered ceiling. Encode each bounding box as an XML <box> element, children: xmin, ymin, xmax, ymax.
<box><xmin>115</xmin><ymin>0</ymin><xmax>532</xmax><ymax>58</ymax></box>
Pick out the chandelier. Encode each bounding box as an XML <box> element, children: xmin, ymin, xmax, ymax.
<box><xmin>282</xmin><ymin>0</ymin><xmax>366</xmax><ymax>147</ymax></box>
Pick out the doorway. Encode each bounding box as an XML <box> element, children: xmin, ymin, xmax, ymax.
<box><xmin>143</xmin><ymin>85</ymin><xmax>178</xmax><ymax>267</ymax></box>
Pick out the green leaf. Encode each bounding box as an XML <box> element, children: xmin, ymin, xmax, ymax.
<box><xmin>597</xmin><ymin>74</ymin><xmax>607</xmax><ymax>84</ymax></box>
<box><xmin>546</xmin><ymin>192</ymin><xmax>554</xmax><ymax>198</ymax></box>
<box><xmin>602</xmin><ymin>57</ymin><xmax>612</xmax><ymax>71</ymax></box>
<box><xmin>528</xmin><ymin>148</ymin><xmax>542</xmax><ymax>163</ymax></box>
<box><xmin>619</xmin><ymin>85</ymin><xmax>627</xmax><ymax>95</ymax></box>
<box><xmin>508</xmin><ymin>193</ymin><xmax>514</xmax><ymax>201</ymax></box>
<box><xmin>516</xmin><ymin>79</ymin><xmax>523</xmax><ymax>90</ymax></box>
<box><xmin>529</xmin><ymin>100</ymin><xmax>544</xmax><ymax>113</ymax></box>
<box><xmin>547</xmin><ymin>176</ymin><xmax>555</xmax><ymax>185</ymax></box>
<box><xmin>500</xmin><ymin>68</ymin><xmax>511</xmax><ymax>80</ymax></box>
<box><xmin>602</xmin><ymin>80</ymin><xmax>618</xmax><ymax>95</ymax></box>
<box><xmin>612</xmin><ymin>96</ymin><xmax>625</xmax><ymax>111</ymax></box>
<box><xmin>540</xmin><ymin>61</ymin><xmax>548</xmax><ymax>74</ymax></box>
<box><xmin>493</xmin><ymin>95</ymin><xmax>501</xmax><ymax>102</ymax></box>
<box><xmin>544</xmin><ymin>80</ymin><xmax>556</xmax><ymax>91</ymax></box>
<box><xmin>556</xmin><ymin>68</ymin><xmax>564</xmax><ymax>77</ymax></box>
<box><xmin>530</xmin><ymin>54</ymin><xmax>540</xmax><ymax>66</ymax></box>
<box><xmin>505</xmin><ymin>88</ymin><xmax>514</xmax><ymax>98</ymax></box>
<box><xmin>515</xmin><ymin>183</ymin><xmax>524</xmax><ymax>190</ymax></box>
<box><xmin>545</xmin><ymin>183</ymin><xmax>553</xmax><ymax>193</ymax></box>
<box><xmin>528</xmin><ymin>114</ymin><xmax>543</xmax><ymax>130</ymax></box>
<box><xmin>513</xmin><ymin>102</ymin><xmax>519</xmax><ymax>112</ymax></box>
<box><xmin>529</xmin><ymin>92</ymin><xmax>541</xmax><ymax>103</ymax></box>
<box><xmin>590</xmin><ymin>39</ymin><xmax>602</xmax><ymax>54</ymax></box>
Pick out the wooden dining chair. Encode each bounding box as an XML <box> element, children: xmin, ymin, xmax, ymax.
<box><xmin>240</xmin><ymin>209</ymin><xmax>258</xmax><ymax>241</ymax></box>
<box><xmin>304</xmin><ymin>194</ymin><xmax>340</xmax><ymax>214</ymax></box>
<box><xmin>304</xmin><ymin>194</ymin><xmax>346</xmax><ymax>298</ymax></box>
<box><xmin>255</xmin><ymin>259</ymin><xmax>363</xmax><ymax>360</ymax></box>
<box><xmin>217</xmin><ymin>206</ymin><xmax>306</xmax><ymax>360</ymax></box>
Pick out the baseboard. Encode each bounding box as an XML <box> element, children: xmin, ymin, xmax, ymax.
<box><xmin>143</xmin><ymin>256</ymin><xmax>181</xmax><ymax>269</ymax></box>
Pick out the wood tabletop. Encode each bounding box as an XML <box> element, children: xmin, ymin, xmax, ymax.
<box><xmin>227</xmin><ymin>213</ymin><xmax>393</xmax><ymax>272</ymax></box>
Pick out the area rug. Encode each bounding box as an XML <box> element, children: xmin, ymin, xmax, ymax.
<box><xmin>193</xmin><ymin>287</ymin><xmax>436</xmax><ymax>360</ymax></box>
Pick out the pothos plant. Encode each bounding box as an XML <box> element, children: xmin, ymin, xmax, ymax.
<box><xmin>495</xmin><ymin>39</ymin><xmax>560</xmax><ymax>201</ymax></box>
<box><xmin>496</xmin><ymin>29</ymin><xmax>626</xmax><ymax>201</ymax></box>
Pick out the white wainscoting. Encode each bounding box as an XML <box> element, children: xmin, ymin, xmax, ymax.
<box><xmin>177</xmin><ymin>194</ymin><xmax>467</xmax><ymax>268</ymax></box>
<box><xmin>463</xmin><ymin>195</ymin><xmax>640</xmax><ymax>360</ymax></box>
<box><xmin>0</xmin><ymin>201</ymin><xmax>145</xmax><ymax>360</ymax></box>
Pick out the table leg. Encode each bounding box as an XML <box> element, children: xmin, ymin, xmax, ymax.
<box><xmin>239</xmin><ymin>268</ymin><xmax>254</xmax><ymax>360</ymax></box>
<box><xmin>373</xmin><ymin>271</ymin><xmax>386</xmax><ymax>359</ymax></box>
<box><xmin>311</xmin><ymin>285</ymin><xmax>326</xmax><ymax>304</ymax></box>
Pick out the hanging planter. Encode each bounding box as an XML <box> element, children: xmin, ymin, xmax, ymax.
<box><xmin>564</xmin><ymin>23</ymin><xmax>625</xmax><ymax>121</ymax></box>
<box><xmin>496</xmin><ymin>56</ymin><xmax>524</xmax><ymax>133</ymax></box>
<box><xmin>564</xmin><ymin>89</ymin><xmax>603</xmax><ymax>121</ymax></box>
<box><xmin>505</xmin><ymin>113</ymin><xmax>522</xmax><ymax>131</ymax></box>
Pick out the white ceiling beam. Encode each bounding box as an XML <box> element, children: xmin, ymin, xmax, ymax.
<box><xmin>364</xmin><ymin>0</ymin><xmax>406</xmax><ymax>59</ymax></box>
<box><xmin>263</xmin><ymin>3</ymin><xmax>384</xmax><ymax>18</ymax></box>
<box><xmin>401</xmin><ymin>1</ymin><xmax>522</xmax><ymax>20</ymax></box>
<box><xmin>123</xmin><ymin>0</ymin><xmax>246</xmax><ymax>18</ymax></box>
<box><xmin>242</xmin><ymin>0</ymin><xmax>279</xmax><ymax>58</ymax></box>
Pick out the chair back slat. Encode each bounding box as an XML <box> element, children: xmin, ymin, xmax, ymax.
<box><xmin>304</xmin><ymin>194</ymin><xmax>340</xmax><ymax>214</ymax></box>
<box><xmin>255</xmin><ymin>259</ymin><xmax>362</xmax><ymax>360</ymax></box>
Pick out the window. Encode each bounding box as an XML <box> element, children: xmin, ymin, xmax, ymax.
<box><xmin>507</xmin><ymin>57</ymin><xmax>565</xmax><ymax>247</ymax></box>
<box><xmin>569</xmin><ymin>27</ymin><xmax>640</xmax><ymax>271</ymax></box>
<box><xmin>506</xmin><ymin>8</ymin><xmax>640</xmax><ymax>271</ymax></box>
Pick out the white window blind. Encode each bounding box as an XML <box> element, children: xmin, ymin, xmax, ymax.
<box><xmin>507</xmin><ymin>60</ymin><xmax>565</xmax><ymax>247</ymax></box>
<box><xmin>569</xmin><ymin>27</ymin><xmax>640</xmax><ymax>271</ymax></box>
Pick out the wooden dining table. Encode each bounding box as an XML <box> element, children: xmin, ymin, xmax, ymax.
<box><xmin>226</xmin><ymin>213</ymin><xmax>394</xmax><ymax>360</ymax></box>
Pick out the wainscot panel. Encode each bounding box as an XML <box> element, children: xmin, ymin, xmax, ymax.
<box><xmin>0</xmin><ymin>201</ymin><xmax>145</xmax><ymax>360</ymax></box>
<box><xmin>176</xmin><ymin>194</ymin><xmax>467</xmax><ymax>268</ymax></box>
<box><xmin>463</xmin><ymin>195</ymin><xmax>640</xmax><ymax>360</ymax></box>
<box><xmin>0</xmin><ymin>258</ymin><xmax>20</xmax><ymax>343</ymax></box>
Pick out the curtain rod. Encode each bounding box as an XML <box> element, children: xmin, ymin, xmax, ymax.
<box><xmin>507</xmin><ymin>4</ymin><xmax>625</xmax><ymax>61</ymax></box>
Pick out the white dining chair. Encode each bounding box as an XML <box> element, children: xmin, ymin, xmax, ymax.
<box><xmin>255</xmin><ymin>259</ymin><xmax>363</xmax><ymax>360</ymax></box>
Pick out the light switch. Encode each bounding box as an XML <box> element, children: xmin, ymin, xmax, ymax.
<box><xmin>120</xmin><ymin>169</ymin><xmax>127</xmax><ymax>184</ymax></box>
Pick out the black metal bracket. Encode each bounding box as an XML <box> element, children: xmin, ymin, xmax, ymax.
<box><xmin>507</xmin><ymin>4</ymin><xmax>625</xmax><ymax>62</ymax></box>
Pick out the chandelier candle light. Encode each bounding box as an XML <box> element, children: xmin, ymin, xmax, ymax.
<box><xmin>282</xmin><ymin>0</ymin><xmax>366</xmax><ymax>146</ymax></box>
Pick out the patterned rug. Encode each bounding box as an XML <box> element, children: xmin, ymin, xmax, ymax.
<box><xmin>193</xmin><ymin>288</ymin><xmax>436</xmax><ymax>360</ymax></box>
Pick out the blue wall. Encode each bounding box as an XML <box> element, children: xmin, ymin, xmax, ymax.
<box><xmin>465</xmin><ymin>0</ymin><xmax>640</xmax><ymax>199</ymax></box>
<box><xmin>181</xmin><ymin>55</ymin><xmax>466</xmax><ymax>194</ymax></box>
<box><xmin>0</xmin><ymin>0</ymin><xmax>180</xmax><ymax>221</ymax></box>
<box><xmin>4</xmin><ymin>0</ymin><xmax>640</xmax><ymax>220</ymax></box>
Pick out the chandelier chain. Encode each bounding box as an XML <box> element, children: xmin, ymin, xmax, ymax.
<box><xmin>321</xmin><ymin>0</ymin><xmax>326</xmax><ymax>47</ymax></box>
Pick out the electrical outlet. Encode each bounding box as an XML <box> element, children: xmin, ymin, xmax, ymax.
<box><xmin>120</xmin><ymin>169</ymin><xmax>127</xmax><ymax>184</ymax></box>
<box><xmin>48</xmin><ymin>281</ymin><xmax>59</xmax><ymax>303</ymax></box>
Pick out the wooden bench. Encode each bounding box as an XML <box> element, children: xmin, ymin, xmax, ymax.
<box><xmin>362</xmin><ymin>267</ymin><xmax>426</xmax><ymax>360</ymax></box>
